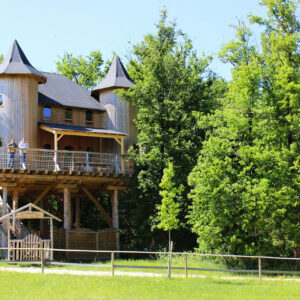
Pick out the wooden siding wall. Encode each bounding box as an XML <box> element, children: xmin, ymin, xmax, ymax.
<box><xmin>0</xmin><ymin>75</ymin><xmax>39</xmax><ymax>148</ymax></box>
<box><xmin>38</xmin><ymin>129</ymin><xmax>101</xmax><ymax>152</ymax></box>
<box><xmin>99</xmin><ymin>89</ymin><xmax>137</xmax><ymax>153</ymax></box>
<box><xmin>38</xmin><ymin>105</ymin><xmax>105</xmax><ymax>128</ymax></box>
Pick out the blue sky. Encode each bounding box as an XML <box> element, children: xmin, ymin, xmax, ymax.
<box><xmin>0</xmin><ymin>0</ymin><xmax>268</xmax><ymax>80</ymax></box>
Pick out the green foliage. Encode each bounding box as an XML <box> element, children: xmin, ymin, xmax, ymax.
<box><xmin>119</xmin><ymin>10</ymin><xmax>223</xmax><ymax>250</ymax></box>
<box><xmin>56</xmin><ymin>50</ymin><xmax>104</xmax><ymax>89</ymax></box>
<box><xmin>157</xmin><ymin>161</ymin><xmax>184</xmax><ymax>232</ymax></box>
<box><xmin>188</xmin><ymin>0</ymin><xmax>300</xmax><ymax>256</ymax></box>
<box><xmin>0</xmin><ymin>55</ymin><xmax>3</xmax><ymax>64</ymax></box>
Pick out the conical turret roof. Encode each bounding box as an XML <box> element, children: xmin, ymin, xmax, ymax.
<box><xmin>0</xmin><ymin>40</ymin><xmax>47</xmax><ymax>83</ymax></box>
<box><xmin>92</xmin><ymin>56</ymin><xmax>134</xmax><ymax>94</ymax></box>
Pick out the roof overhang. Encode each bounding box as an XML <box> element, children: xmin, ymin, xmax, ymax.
<box><xmin>0</xmin><ymin>203</ymin><xmax>62</xmax><ymax>222</ymax></box>
<box><xmin>39</xmin><ymin>123</ymin><xmax>127</xmax><ymax>139</ymax></box>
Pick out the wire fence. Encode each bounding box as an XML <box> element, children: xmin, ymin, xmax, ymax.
<box><xmin>1</xmin><ymin>247</ymin><xmax>300</xmax><ymax>279</ymax></box>
<box><xmin>0</xmin><ymin>148</ymin><xmax>131</xmax><ymax>174</ymax></box>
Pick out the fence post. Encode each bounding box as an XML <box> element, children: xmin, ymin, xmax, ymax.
<box><xmin>111</xmin><ymin>251</ymin><xmax>115</xmax><ymax>277</ymax></box>
<box><xmin>185</xmin><ymin>254</ymin><xmax>188</xmax><ymax>277</ymax></box>
<box><xmin>168</xmin><ymin>241</ymin><xmax>173</xmax><ymax>279</ymax></box>
<box><xmin>258</xmin><ymin>257</ymin><xmax>262</xmax><ymax>279</ymax></box>
<box><xmin>41</xmin><ymin>246</ymin><xmax>45</xmax><ymax>274</ymax></box>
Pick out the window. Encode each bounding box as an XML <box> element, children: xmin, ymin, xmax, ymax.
<box><xmin>43</xmin><ymin>106</ymin><xmax>52</xmax><ymax>120</ymax></box>
<box><xmin>0</xmin><ymin>137</ymin><xmax>3</xmax><ymax>147</ymax></box>
<box><xmin>0</xmin><ymin>95</ymin><xmax>3</xmax><ymax>105</ymax></box>
<box><xmin>86</xmin><ymin>110</ymin><xmax>93</xmax><ymax>123</ymax></box>
<box><xmin>65</xmin><ymin>108</ymin><xmax>72</xmax><ymax>121</ymax></box>
<box><xmin>44</xmin><ymin>144</ymin><xmax>51</xmax><ymax>150</ymax></box>
<box><xmin>64</xmin><ymin>146</ymin><xmax>74</xmax><ymax>151</ymax></box>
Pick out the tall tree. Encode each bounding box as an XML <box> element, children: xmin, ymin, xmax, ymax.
<box><xmin>157</xmin><ymin>161</ymin><xmax>184</xmax><ymax>247</ymax></box>
<box><xmin>119</xmin><ymin>10</ymin><xmax>223</xmax><ymax>250</ymax></box>
<box><xmin>56</xmin><ymin>50</ymin><xmax>104</xmax><ymax>89</ymax></box>
<box><xmin>188</xmin><ymin>0</ymin><xmax>300</xmax><ymax>257</ymax></box>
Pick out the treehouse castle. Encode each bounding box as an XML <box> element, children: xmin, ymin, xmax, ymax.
<box><xmin>0</xmin><ymin>40</ymin><xmax>136</xmax><ymax>260</ymax></box>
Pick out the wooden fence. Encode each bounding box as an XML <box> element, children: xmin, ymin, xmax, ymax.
<box><xmin>54</xmin><ymin>228</ymin><xmax>118</xmax><ymax>260</ymax></box>
<box><xmin>1</xmin><ymin>247</ymin><xmax>300</xmax><ymax>279</ymax></box>
<box><xmin>9</xmin><ymin>236</ymin><xmax>51</xmax><ymax>261</ymax></box>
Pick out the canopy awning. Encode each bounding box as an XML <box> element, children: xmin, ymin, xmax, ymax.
<box><xmin>39</xmin><ymin>122</ymin><xmax>127</xmax><ymax>139</ymax></box>
<box><xmin>39</xmin><ymin>122</ymin><xmax>126</xmax><ymax>161</ymax></box>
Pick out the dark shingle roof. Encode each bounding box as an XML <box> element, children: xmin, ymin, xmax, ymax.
<box><xmin>40</xmin><ymin>122</ymin><xmax>127</xmax><ymax>136</ymax></box>
<box><xmin>92</xmin><ymin>56</ymin><xmax>134</xmax><ymax>94</ymax></box>
<box><xmin>0</xmin><ymin>40</ymin><xmax>47</xmax><ymax>83</ymax></box>
<box><xmin>38</xmin><ymin>72</ymin><xmax>106</xmax><ymax>111</ymax></box>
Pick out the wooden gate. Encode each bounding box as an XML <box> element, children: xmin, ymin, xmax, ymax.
<box><xmin>9</xmin><ymin>233</ymin><xmax>51</xmax><ymax>261</ymax></box>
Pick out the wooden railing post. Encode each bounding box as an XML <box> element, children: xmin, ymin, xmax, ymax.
<box><xmin>185</xmin><ymin>254</ymin><xmax>188</xmax><ymax>277</ymax></box>
<box><xmin>111</xmin><ymin>251</ymin><xmax>115</xmax><ymax>277</ymax></box>
<box><xmin>41</xmin><ymin>242</ymin><xmax>45</xmax><ymax>274</ymax></box>
<box><xmin>258</xmin><ymin>257</ymin><xmax>262</xmax><ymax>279</ymax></box>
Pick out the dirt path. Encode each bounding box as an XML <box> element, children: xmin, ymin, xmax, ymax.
<box><xmin>1</xmin><ymin>266</ymin><xmax>300</xmax><ymax>281</ymax></box>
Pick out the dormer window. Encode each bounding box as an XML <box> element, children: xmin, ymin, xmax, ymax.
<box><xmin>43</xmin><ymin>106</ymin><xmax>52</xmax><ymax>120</ymax></box>
<box><xmin>86</xmin><ymin>110</ymin><xmax>93</xmax><ymax>123</ymax></box>
<box><xmin>0</xmin><ymin>95</ymin><xmax>3</xmax><ymax>106</ymax></box>
<box><xmin>65</xmin><ymin>108</ymin><xmax>72</xmax><ymax>121</ymax></box>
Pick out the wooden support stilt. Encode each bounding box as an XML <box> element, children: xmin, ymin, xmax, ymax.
<box><xmin>64</xmin><ymin>188</ymin><xmax>71</xmax><ymax>259</ymax></box>
<box><xmin>50</xmin><ymin>218</ymin><xmax>54</xmax><ymax>260</ymax></box>
<box><xmin>112</xmin><ymin>189</ymin><xmax>120</xmax><ymax>251</ymax></box>
<box><xmin>75</xmin><ymin>197</ymin><xmax>80</xmax><ymax>229</ymax></box>
<box><xmin>1</xmin><ymin>186</ymin><xmax>8</xmax><ymax>250</ymax></box>
<box><xmin>12</xmin><ymin>190</ymin><xmax>18</xmax><ymax>236</ymax></box>
<box><xmin>63</xmin><ymin>188</ymin><xmax>71</xmax><ymax>230</ymax></box>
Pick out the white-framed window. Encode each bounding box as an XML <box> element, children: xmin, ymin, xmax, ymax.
<box><xmin>43</xmin><ymin>106</ymin><xmax>52</xmax><ymax>120</ymax></box>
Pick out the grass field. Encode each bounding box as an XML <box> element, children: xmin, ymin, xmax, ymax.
<box><xmin>0</xmin><ymin>271</ymin><xmax>299</xmax><ymax>300</ymax></box>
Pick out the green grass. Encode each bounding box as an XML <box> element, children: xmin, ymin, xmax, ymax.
<box><xmin>0</xmin><ymin>271</ymin><xmax>299</xmax><ymax>300</ymax></box>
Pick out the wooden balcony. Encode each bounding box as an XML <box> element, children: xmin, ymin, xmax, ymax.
<box><xmin>0</xmin><ymin>148</ymin><xmax>132</xmax><ymax>175</ymax></box>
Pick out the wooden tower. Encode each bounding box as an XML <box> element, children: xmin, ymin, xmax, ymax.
<box><xmin>92</xmin><ymin>56</ymin><xmax>137</xmax><ymax>153</ymax></box>
<box><xmin>0</xmin><ymin>40</ymin><xmax>47</xmax><ymax>148</ymax></box>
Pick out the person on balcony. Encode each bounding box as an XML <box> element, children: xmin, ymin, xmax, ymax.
<box><xmin>19</xmin><ymin>137</ymin><xmax>29</xmax><ymax>169</ymax></box>
<box><xmin>7</xmin><ymin>138</ymin><xmax>18</xmax><ymax>168</ymax></box>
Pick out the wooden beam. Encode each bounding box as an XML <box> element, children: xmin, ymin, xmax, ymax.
<box><xmin>33</xmin><ymin>184</ymin><xmax>55</xmax><ymax>205</ymax></box>
<box><xmin>107</xmin><ymin>186</ymin><xmax>127</xmax><ymax>191</ymax></box>
<box><xmin>40</xmin><ymin>124</ymin><xmax>127</xmax><ymax>139</ymax></box>
<box><xmin>1</xmin><ymin>182</ymin><xmax>17</xmax><ymax>187</ymax></box>
<box><xmin>112</xmin><ymin>189</ymin><xmax>120</xmax><ymax>251</ymax></box>
<box><xmin>39</xmin><ymin>124</ymin><xmax>55</xmax><ymax>134</ymax></box>
<box><xmin>57</xmin><ymin>184</ymin><xmax>78</xmax><ymax>189</ymax></box>
<box><xmin>64</xmin><ymin>188</ymin><xmax>71</xmax><ymax>230</ymax></box>
<box><xmin>0</xmin><ymin>173</ymin><xmax>119</xmax><ymax>183</ymax></box>
<box><xmin>81</xmin><ymin>187</ymin><xmax>112</xmax><ymax>227</ymax></box>
<box><xmin>114</xmin><ymin>138</ymin><xmax>122</xmax><ymax>146</ymax></box>
<box><xmin>12</xmin><ymin>190</ymin><xmax>18</xmax><ymax>235</ymax></box>
<box><xmin>57</xmin><ymin>134</ymin><xmax>64</xmax><ymax>142</ymax></box>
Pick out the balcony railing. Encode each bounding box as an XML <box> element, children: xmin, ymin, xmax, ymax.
<box><xmin>0</xmin><ymin>148</ymin><xmax>131</xmax><ymax>175</ymax></box>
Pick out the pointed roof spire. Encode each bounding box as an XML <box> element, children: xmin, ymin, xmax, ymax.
<box><xmin>92</xmin><ymin>55</ymin><xmax>134</xmax><ymax>94</ymax></box>
<box><xmin>0</xmin><ymin>40</ymin><xmax>46</xmax><ymax>83</ymax></box>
